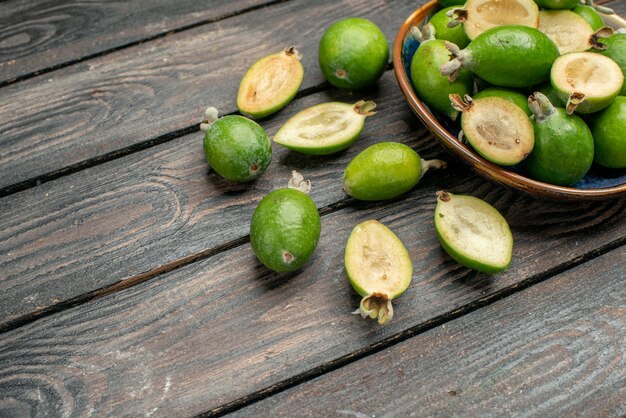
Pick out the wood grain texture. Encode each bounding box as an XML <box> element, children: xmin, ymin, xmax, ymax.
<box><xmin>0</xmin><ymin>0</ymin><xmax>416</xmax><ymax>192</ymax></box>
<box><xmin>0</xmin><ymin>174</ymin><xmax>623</xmax><ymax>416</ymax></box>
<box><xmin>0</xmin><ymin>0</ymin><xmax>275</xmax><ymax>84</ymax></box>
<box><xmin>234</xmin><ymin>248</ymin><xmax>626</xmax><ymax>418</ymax></box>
<box><xmin>0</xmin><ymin>71</ymin><xmax>427</xmax><ymax>327</ymax></box>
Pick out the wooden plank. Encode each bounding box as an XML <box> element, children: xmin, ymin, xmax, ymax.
<box><xmin>233</xmin><ymin>248</ymin><xmax>626</xmax><ymax>418</ymax></box>
<box><xmin>0</xmin><ymin>0</ymin><xmax>417</xmax><ymax>192</ymax></box>
<box><xmin>0</xmin><ymin>71</ymin><xmax>430</xmax><ymax>327</ymax></box>
<box><xmin>0</xmin><ymin>0</ymin><xmax>275</xmax><ymax>85</ymax></box>
<box><xmin>0</xmin><ymin>178</ymin><xmax>623</xmax><ymax>416</ymax></box>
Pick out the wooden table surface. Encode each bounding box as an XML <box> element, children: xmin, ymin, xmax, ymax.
<box><xmin>1</xmin><ymin>0</ymin><xmax>625</xmax><ymax>416</ymax></box>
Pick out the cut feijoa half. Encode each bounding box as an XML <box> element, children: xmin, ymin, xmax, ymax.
<box><xmin>450</xmin><ymin>94</ymin><xmax>534</xmax><ymax>165</ymax></box>
<box><xmin>449</xmin><ymin>0</ymin><xmax>539</xmax><ymax>40</ymax></box>
<box><xmin>551</xmin><ymin>52</ymin><xmax>624</xmax><ymax>114</ymax></box>
<box><xmin>273</xmin><ymin>101</ymin><xmax>376</xmax><ymax>155</ymax></box>
<box><xmin>538</xmin><ymin>10</ymin><xmax>594</xmax><ymax>54</ymax></box>
<box><xmin>237</xmin><ymin>47</ymin><xmax>304</xmax><ymax>119</ymax></box>
<box><xmin>434</xmin><ymin>191</ymin><xmax>513</xmax><ymax>274</ymax></box>
<box><xmin>345</xmin><ymin>220</ymin><xmax>413</xmax><ymax>325</ymax></box>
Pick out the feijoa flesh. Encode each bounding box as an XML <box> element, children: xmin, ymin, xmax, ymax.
<box><xmin>345</xmin><ymin>220</ymin><xmax>413</xmax><ymax>325</ymax></box>
<box><xmin>343</xmin><ymin>142</ymin><xmax>446</xmax><ymax>201</ymax></box>
<box><xmin>434</xmin><ymin>191</ymin><xmax>513</xmax><ymax>274</ymax></box>
<box><xmin>273</xmin><ymin>100</ymin><xmax>376</xmax><ymax>155</ymax></box>
<box><xmin>587</xmin><ymin>96</ymin><xmax>626</xmax><ymax>168</ymax></box>
<box><xmin>318</xmin><ymin>18</ymin><xmax>389</xmax><ymax>90</ymax></box>
<box><xmin>524</xmin><ymin>92</ymin><xmax>594</xmax><ymax>185</ymax></box>
<box><xmin>441</xmin><ymin>25</ymin><xmax>560</xmax><ymax>88</ymax></box>
<box><xmin>551</xmin><ymin>52</ymin><xmax>624</xmax><ymax>114</ymax></box>
<box><xmin>250</xmin><ymin>172</ymin><xmax>321</xmax><ymax>272</ymax></box>
<box><xmin>450</xmin><ymin>94</ymin><xmax>534</xmax><ymax>165</ymax></box>
<box><xmin>237</xmin><ymin>47</ymin><xmax>304</xmax><ymax>119</ymax></box>
<box><xmin>538</xmin><ymin>10</ymin><xmax>594</xmax><ymax>54</ymax></box>
<box><xmin>410</xmin><ymin>25</ymin><xmax>473</xmax><ymax>120</ymax></box>
<box><xmin>594</xmin><ymin>33</ymin><xmax>626</xmax><ymax>96</ymax></box>
<box><xmin>449</xmin><ymin>0</ymin><xmax>539</xmax><ymax>40</ymax></box>
<box><xmin>201</xmin><ymin>108</ymin><xmax>271</xmax><ymax>182</ymax></box>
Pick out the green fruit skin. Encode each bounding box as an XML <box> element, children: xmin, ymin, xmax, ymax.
<box><xmin>524</xmin><ymin>108</ymin><xmax>594</xmax><ymax>185</ymax></box>
<box><xmin>250</xmin><ymin>188</ymin><xmax>321</xmax><ymax>272</ymax></box>
<box><xmin>534</xmin><ymin>82</ymin><xmax>565</xmax><ymax>107</ymax></box>
<box><xmin>439</xmin><ymin>0</ymin><xmax>465</xmax><ymax>6</ymax></box>
<box><xmin>428</xmin><ymin>7</ymin><xmax>471</xmax><ymax>49</ymax></box>
<box><xmin>587</xmin><ymin>96</ymin><xmax>626</xmax><ymax>168</ymax></box>
<box><xmin>572</xmin><ymin>5</ymin><xmax>604</xmax><ymax>31</ymax></box>
<box><xmin>411</xmin><ymin>40</ymin><xmax>473</xmax><ymax>119</ymax></box>
<box><xmin>465</xmin><ymin>26</ymin><xmax>560</xmax><ymax>88</ymax></box>
<box><xmin>534</xmin><ymin>0</ymin><xmax>578</xmax><ymax>9</ymax></box>
<box><xmin>203</xmin><ymin>116</ymin><xmax>271</xmax><ymax>182</ymax></box>
<box><xmin>318</xmin><ymin>18</ymin><xmax>389</xmax><ymax>90</ymax></box>
<box><xmin>277</xmin><ymin>126</ymin><xmax>363</xmax><ymax>156</ymax></box>
<box><xmin>474</xmin><ymin>87</ymin><xmax>532</xmax><ymax>116</ymax></box>
<box><xmin>435</xmin><ymin>226</ymin><xmax>509</xmax><ymax>273</ymax></box>
<box><xmin>597</xmin><ymin>34</ymin><xmax>626</xmax><ymax>96</ymax></box>
<box><xmin>343</xmin><ymin>142</ymin><xmax>422</xmax><ymax>201</ymax></box>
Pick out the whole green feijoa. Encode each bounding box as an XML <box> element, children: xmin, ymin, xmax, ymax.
<box><xmin>201</xmin><ymin>108</ymin><xmax>271</xmax><ymax>182</ymax></box>
<box><xmin>572</xmin><ymin>5</ymin><xmax>604</xmax><ymax>30</ymax></box>
<box><xmin>524</xmin><ymin>92</ymin><xmax>594</xmax><ymax>186</ymax></box>
<box><xmin>250</xmin><ymin>173</ymin><xmax>321</xmax><ymax>272</ymax></box>
<box><xmin>474</xmin><ymin>87</ymin><xmax>531</xmax><ymax>116</ymax></box>
<box><xmin>534</xmin><ymin>0</ymin><xmax>578</xmax><ymax>9</ymax></box>
<box><xmin>535</xmin><ymin>82</ymin><xmax>565</xmax><ymax>107</ymax></box>
<box><xmin>411</xmin><ymin>26</ymin><xmax>472</xmax><ymax>120</ymax></box>
<box><xmin>439</xmin><ymin>0</ymin><xmax>465</xmax><ymax>6</ymax></box>
<box><xmin>441</xmin><ymin>25</ymin><xmax>560</xmax><ymax>88</ymax></box>
<box><xmin>343</xmin><ymin>142</ymin><xmax>445</xmax><ymax>201</ymax></box>
<box><xmin>595</xmin><ymin>33</ymin><xmax>626</xmax><ymax>96</ymax></box>
<box><xmin>428</xmin><ymin>7</ymin><xmax>471</xmax><ymax>49</ymax></box>
<box><xmin>587</xmin><ymin>96</ymin><xmax>626</xmax><ymax>169</ymax></box>
<box><xmin>319</xmin><ymin>18</ymin><xmax>389</xmax><ymax>90</ymax></box>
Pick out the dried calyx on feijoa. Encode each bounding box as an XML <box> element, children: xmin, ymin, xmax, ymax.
<box><xmin>250</xmin><ymin>171</ymin><xmax>321</xmax><ymax>272</ymax></box>
<box><xmin>273</xmin><ymin>100</ymin><xmax>376</xmax><ymax>155</ymax></box>
<box><xmin>200</xmin><ymin>107</ymin><xmax>271</xmax><ymax>182</ymax></box>
<box><xmin>434</xmin><ymin>191</ymin><xmax>513</xmax><ymax>274</ymax></box>
<box><xmin>450</xmin><ymin>94</ymin><xmax>534</xmax><ymax>166</ymax></box>
<box><xmin>237</xmin><ymin>47</ymin><xmax>304</xmax><ymax>119</ymax></box>
<box><xmin>345</xmin><ymin>220</ymin><xmax>413</xmax><ymax>325</ymax></box>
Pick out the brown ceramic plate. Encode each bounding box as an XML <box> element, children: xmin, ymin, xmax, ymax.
<box><xmin>393</xmin><ymin>0</ymin><xmax>626</xmax><ymax>201</ymax></box>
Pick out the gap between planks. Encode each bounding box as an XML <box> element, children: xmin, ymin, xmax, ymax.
<box><xmin>0</xmin><ymin>0</ymin><xmax>293</xmax><ymax>89</ymax></box>
<box><xmin>201</xmin><ymin>237</ymin><xmax>626</xmax><ymax>417</ymax></box>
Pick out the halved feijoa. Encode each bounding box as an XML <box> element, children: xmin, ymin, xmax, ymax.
<box><xmin>428</xmin><ymin>7</ymin><xmax>470</xmax><ymax>49</ymax></box>
<box><xmin>538</xmin><ymin>10</ymin><xmax>594</xmax><ymax>54</ymax></box>
<box><xmin>534</xmin><ymin>0</ymin><xmax>579</xmax><ymax>10</ymax></box>
<box><xmin>410</xmin><ymin>25</ymin><xmax>473</xmax><ymax>120</ymax></box>
<box><xmin>524</xmin><ymin>92</ymin><xmax>594</xmax><ymax>185</ymax></box>
<box><xmin>441</xmin><ymin>26</ymin><xmax>559</xmax><ymax>88</ymax></box>
<box><xmin>273</xmin><ymin>100</ymin><xmax>376</xmax><ymax>155</ymax></box>
<box><xmin>250</xmin><ymin>172</ymin><xmax>321</xmax><ymax>272</ymax></box>
<box><xmin>450</xmin><ymin>94</ymin><xmax>534</xmax><ymax>165</ymax></box>
<box><xmin>587</xmin><ymin>96</ymin><xmax>626</xmax><ymax>168</ymax></box>
<box><xmin>345</xmin><ymin>220</ymin><xmax>413</xmax><ymax>325</ymax></box>
<box><xmin>237</xmin><ymin>47</ymin><xmax>304</xmax><ymax>119</ymax></box>
<box><xmin>434</xmin><ymin>191</ymin><xmax>513</xmax><ymax>274</ymax></box>
<box><xmin>343</xmin><ymin>142</ymin><xmax>446</xmax><ymax>201</ymax></box>
<box><xmin>201</xmin><ymin>108</ymin><xmax>271</xmax><ymax>182</ymax></box>
<box><xmin>473</xmin><ymin>87</ymin><xmax>531</xmax><ymax>115</ymax></box>
<box><xmin>449</xmin><ymin>0</ymin><xmax>539</xmax><ymax>40</ymax></box>
<box><xmin>594</xmin><ymin>32</ymin><xmax>626</xmax><ymax>95</ymax></box>
<box><xmin>551</xmin><ymin>52</ymin><xmax>624</xmax><ymax>114</ymax></box>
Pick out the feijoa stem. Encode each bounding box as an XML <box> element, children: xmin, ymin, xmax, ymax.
<box><xmin>410</xmin><ymin>23</ymin><xmax>436</xmax><ymax>43</ymax></box>
<box><xmin>589</xmin><ymin>27</ymin><xmax>615</xmax><ymax>51</ymax></box>
<box><xmin>284</xmin><ymin>46</ymin><xmax>302</xmax><ymax>60</ymax></box>
<box><xmin>200</xmin><ymin>107</ymin><xmax>219</xmax><ymax>132</ymax></box>
<box><xmin>528</xmin><ymin>92</ymin><xmax>556</xmax><ymax>122</ymax></box>
<box><xmin>440</xmin><ymin>42</ymin><xmax>467</xmax><ymax>82</ymax></box>
<box><xmin>287</xmin><ymin>170</ymin><xmax>312</xmax><ymax>194</ymax></box>
<box><xmin>446</xmin><ymin>8</ymin><xmax>467</xmax><ymax>29</ymax></box>
<box><xmin>581</xmin><ymin>0</ymin><xmax>614</xmax><ymax>15</ymax></box>
<box><xmin>420</xmin><ymin>158</ymin><xmax>447</xmax><ymax>178</ymax></box>
<box><xmin>449</xmin><ymin>94</ymin><xmax>473</xmax><ymax>113</ymax></box>
<box><xmin>354</xmin><ymin>294</ymin><xmax>394</xmax><ymax>325</ymax></box>
<box><xmin>353</xmin><ymin>100</ymin><xmax>377</xmax><ymax>116</ymax></box>
<box><xmin>566</xmin><ymin>92</ymin><xmax>586</xmax><ymax>115</ymax></box>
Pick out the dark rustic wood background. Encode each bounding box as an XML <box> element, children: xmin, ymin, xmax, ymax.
<box><xmin>0</xmin><ymin>0</ymin><xmax>624</xmax><ymax>417</ymax></box>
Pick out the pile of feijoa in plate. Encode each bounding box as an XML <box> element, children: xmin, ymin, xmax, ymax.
<box><xmin>412</xmin><ymin>0</ymin><xmax>626</xmax><ymax>186</ymax></box>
